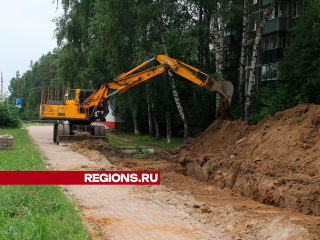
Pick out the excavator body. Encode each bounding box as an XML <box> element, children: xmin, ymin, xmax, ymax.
<box><xmin>39</xmin><ymin>55</ymin><xmax>234</xmax><ymax>145</ymax></box>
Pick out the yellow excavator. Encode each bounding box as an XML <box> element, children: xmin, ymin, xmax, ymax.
<box><xmin>39</xmin><ymin>55</ymin><xmax>234</xmax><ymax>144</ymax></box>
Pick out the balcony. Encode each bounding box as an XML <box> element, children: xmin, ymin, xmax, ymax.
<box><xmin>263</xmin><ymin>0</ymin><xmax>272</xmax><ymax>6</ymax></box>
<box><xmin>263</xmin><ymin>18</ymin><xmax>287</xmax><ymax>34</ymax></box>
<box><xmin>262</xmin><ymin>49</ymin><xmax>283</xmax><ymax>64</ymax></box>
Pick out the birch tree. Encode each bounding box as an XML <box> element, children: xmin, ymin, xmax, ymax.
<box><xmin>211</xmin><ymin>9</ymin><xmax>225</xmax><ymax>109</ymax></box>
<box><xmin>245</xmin><ymin>0</ymin><xmax>276</xmax><ymax>120</ymax></box>
<box><xmin>238</xmin><ymin>0</ymin><xmax>249</xmax><ymax>105</ymax></box>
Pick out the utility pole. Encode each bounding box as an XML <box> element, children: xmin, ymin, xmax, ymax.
<box><xmin>1</xmin><ymin>71</ymin><xmax>3</xmax><ymax>96</ymax></box>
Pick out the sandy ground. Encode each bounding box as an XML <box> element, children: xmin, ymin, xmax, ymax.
<box><xmin>28</xmin><ymin>126</ymin><xmax>230</xmax><ymax>240</ymax></box>
<box><xmin>31</xmin><ymin>103</ymin><xmax>320</xmax><ymax>239</ymax></box>
<box><xmin>70</xmin><ymin>104</ymin><xmax>320</xmax><ymax>240</ymax></box>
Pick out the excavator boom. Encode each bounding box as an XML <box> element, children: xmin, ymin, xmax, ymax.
<box><xmin>82</xmin><ymin>55</ymin><xmax>233</xmax><ymax>108</ymax></box>
<box><xmin>39</xmin><ymin>55</ymin><xmax>234</xmax><ymax>145</ymax></box>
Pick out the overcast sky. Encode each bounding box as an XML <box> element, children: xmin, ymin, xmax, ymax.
<box><xmin>0</xmin><ymin>0</ymin><xmax>62</xmax><ymax>95</ymax></box>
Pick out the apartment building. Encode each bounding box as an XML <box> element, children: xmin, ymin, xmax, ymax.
<box><xmin>246</xmin><ymin>0</ymin><xmax>302</xmax><ymax>84</ymax></box>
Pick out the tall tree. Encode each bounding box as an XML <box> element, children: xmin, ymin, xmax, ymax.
<box><xmin>245</xmin><ymin>0</ymin><xmax>276</xmax><ymax>120</ymax></box>
<box><xmin>238</xmin><ymin>0</ymin><xmax>249</xmax><ymax>105</ymax></box>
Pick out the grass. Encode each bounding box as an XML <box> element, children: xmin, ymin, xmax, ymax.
<box><xmin>292</xmin><ymin>114</ymin><xmax>306</xmax><ymax>123</ymax></box>
<box><xmin>0</xmin><ymin>128</ymin><xmax>91</xmax><ymax>239</ymax></box>
<box><xmin>106</xmin><ymin>135</ymin><xmax>132</xmax><ymax>147</ymax></box>
<box><xmin>107</xmin><ymin>133</ymin><xmax>184</xmax><ymax>150</ymax></box>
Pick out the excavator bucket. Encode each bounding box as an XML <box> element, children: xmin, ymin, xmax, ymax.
<box><xmin>210</xmin><ymin>81</ymin><xmax>234</xmax><ymax>106</ymax></box>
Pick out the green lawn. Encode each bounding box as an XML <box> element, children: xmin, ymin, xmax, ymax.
<box><xmin>107</xmin><ymin>132</ymin><xmax>184</xmax><ymax>150</ymax></box>
<box><xmin>0</xmin><ymin>129</ymin><xmax>91</xmax><ymax>239</ymax></box>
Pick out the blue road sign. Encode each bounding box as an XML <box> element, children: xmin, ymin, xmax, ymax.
<box><xmin>14</xmin><ymin>98</ymin><xmax>22</xmax><ymax>106</ymax></box>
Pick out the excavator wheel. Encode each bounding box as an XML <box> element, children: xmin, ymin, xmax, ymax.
<box><xmin>63</xmin><ymin>124</ymin><xmax>70</xmax><ymax>136</ymax></box>
<box><xmin>53</xmin><ymin>123</ymin><xmax>58</xmax><ymax>143</ymax></box>
<box><xmin>93</xmin><ymin>125</ymin><xmax>100</xmax><ymax>136</ymax></box>
<box><xmin>99</xmin><ymin>126</ymin><xmax>106</xmax><ymax>137</ymax></box>
<box><xmin>56</xmin><ymin>124</ymin><xmax>64</xmax><ymax>145</ymax></box>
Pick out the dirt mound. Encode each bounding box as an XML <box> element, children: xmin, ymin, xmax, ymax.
<box><xmin>176</xmin><ymin>103</ymin><xmax>320</xmax><ymax>216</ymax></box>
<box><xmin>72</xmin><ymin>130</ymin><xmax>92</xmax><ymax>137</ymax></box>
<box><xmin>216</xmin><ymin>97</ymin><xmax>232</xmax><ymax>120</ymax></box>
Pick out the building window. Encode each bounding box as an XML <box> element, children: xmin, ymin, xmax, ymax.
<box><xmin>262</xmin><ymin>63</ymin><xmax>278</xmax><ymax>80</ymax></box>
<box><xmin>267</xmin><ymin>2</ymin><xmax>288</xmax><ymax>20</ymax></box>
<box><xmin>292</xmin><ymin>2</ymin><xmax>300</xmax><ymax>18</ymax></box>
<box><xmin>262</xmin><ymin>36</ymin><xmax>269</xmax><ymax>51</ymax></box>
<box><xmin>265</xmin><ymin>7</ymin><xmax>275</xmax><ymax>20</ymax></box>
<box><xmin>279</xmin><ymin>32</ymin><xmax>287</xmax><ymax>48</ymax></box>
<box><xmin>252</xmin><ymin>19</ymin><xmax>257</xmax><ymax>31</ymax></box>
<box><xmin>270</xmin><ymin>33</ymin><xmax>278</xmax><ymax>49</ymax></box>
<box><xmin>277</xmin><ymin>2</ymin><xmax>288</xmax><ymax>18</ymax></box>
<box><xmin>262</xmin><ymin>33</ymin><xmax>280</xmax><ymax>52</ymax></box>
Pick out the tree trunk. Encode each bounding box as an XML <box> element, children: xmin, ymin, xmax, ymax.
<box><xmin>147</xmin><ymin>100</ymin><xmax>155</xmax><ymax>138</ymax></box>
<box><xmin>160</xmin><ymin>30</ymin><xmax>188</xmax><ymax>143</ymax></box>
<box><xmin>133</xmin><ymin>116</ymin><xmax>141</xmax><ymax>136</ymax></box>
<box><xmin>153</xmin><ymin>116</ymin><xmax>161</xmax><ymax>140</ymax></box>
<box><xmin>62</xmin><ymin>84</ymin><xmax>65</xmax><ymax>101</ymax></box>
<box><xmin>166</xmin><ymin>110</ymin><xmax>172</xmax><ymax>144</ymax></box>
<box><xmin>164</xmin><ymin>74</ymin><xmax>172</xmax><ymax>144</ymax></box>
<box><xmin>245</xmin><ymin>0</ymin><xmax>276</xmax><ymax>120</ymax></box>
<box><xmin>151</xmin><ymin>102</ymin><xmax>161</xmax><ymax>140</ymax></box>
<box><xmin>212</xmin><ymin>16</ymin><xmax>224</xmax><ymax>109</ymax></box>
<box><xmin>169</xmin><ymin>71</ymin><xmax>190</xmax><ymax>144</ymax></box>
<box><xmin>239</xmin><ymin>0</ymin><xmax>249</xmax><ymax>105</ymax></box>
<box><xmin>146</xmin><ymin>84</ymin><xmax>155</xmax><ymax>138</ymax></box>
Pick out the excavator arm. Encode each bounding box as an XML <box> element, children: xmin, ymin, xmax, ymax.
<box><xmin>41</xmin><ymin>54</ymin><xmax>234</xmax><ymax>145</ymax></box>
<box><xmin>82</xmin><ymin>55</ymin><xmax>234</xmax><ymax>110</ymax></box>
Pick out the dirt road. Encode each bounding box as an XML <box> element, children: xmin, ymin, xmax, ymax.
<box><xmin>28</xmin><ymin>126</ymin><xmax>230</xmax><ymax>240</ymax></box>
<box><xmin>66</xmin><ymin>103</ymin><xmax>320</xmax><ymax>240</ymax></box>
<box><xmin>70</xmin><ymin>138</ymin><xmax>319</xmax><ymax>239</ymax></box>
<box><xmin>28</xmin><ymin>102</ymin><xmax>320</xmax><ymax>240</ymax></box>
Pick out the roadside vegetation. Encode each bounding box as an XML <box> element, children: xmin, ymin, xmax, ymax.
<box><xmin>107</xmin><ymin>133</ymin><xmax>183</xmax><ymax>150</ymax></box>
<box><xmin>0</xmin><ymin>102</ymin><xmax>22</xmax><ymax>128</ymax></box>
<box><xmin>7</xmin><ymin>0</ymin><xmax>320</xmax><ymax>139</ymax></box>
<box><xmin>0</xmin><ymin>128</ymin><xmax>90</xmax><ymax>239</ymax></box>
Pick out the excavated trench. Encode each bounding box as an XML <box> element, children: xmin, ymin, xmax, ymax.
<box><xmin>175</xmin><ymin>103</ymin><xmax>320</xmax><ymax>216</ymax></box>
<box><xmin>69</xmin><ymin>103</ymin><xmax>320</xmax><ymax>237</ymax></box>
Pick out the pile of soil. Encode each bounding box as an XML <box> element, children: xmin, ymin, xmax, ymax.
<box><xmin>175</xmin><ymin>103</ymin><xmax>320</xmax><ymax>216</ymax></box>
<box><xmin>67</xmin><ymin>106</ymin><xmax>320</xmax><ymax>237</ymax></box>
<box><xmin>72</xmin><ymin>130</ymin><xmax>92</xmax><ymax>137</ymax></box>
<box><xmin>69</xmin><ymin>136</ymin><xmax>320</xmax><ymax>238</ymax></box>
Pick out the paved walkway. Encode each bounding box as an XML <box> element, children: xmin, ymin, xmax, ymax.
<box><xmin>28</xmin><ymin>126</ymin><xmax>229</xmax><ymax>240</ymax></box>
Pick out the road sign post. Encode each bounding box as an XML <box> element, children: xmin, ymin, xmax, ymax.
<box><xmin>14</xmin><ymin>98</ymin><xmax>22</xmax><ymax>108</ymax></box>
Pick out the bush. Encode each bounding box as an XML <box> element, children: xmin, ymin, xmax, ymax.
<box><xmin>248</xmin><ymin>81</ymin><xmax>298</xmax><ymax>124</ymax></box>
<box><xmin>0</xmin><ymin>102</ymin><xmax>22</xmax><ymax>128</ymax></box>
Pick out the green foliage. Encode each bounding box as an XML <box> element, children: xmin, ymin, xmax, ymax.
<box><xmin>248</xmin><ymin>81</ymin><xmax>298</xmax><ymax>124</ymax></box>
<box><xmin>8</xmin><ymin>50</ymin><xmax>63</xmax><ymax>120</ymax></box>
<box><xmin>10</xmin><ymin>0</ymin><xmax>244</xmax><ymax>136</ymax></box>
<box><xmin>231</xmin><ymin>103</ymin><xmax>245</xmax><ymax>120</ymax></box>
<box><xmin>292</xmin><ymin>114</ymin><xmax>306</xmax><ymax>123</ymax></box>
<box><xmin>241</xmin><ymin>0</ymin><xmax>320</xmax><ymax>125</ymax></box>
<box><xmin>0</xmin><ymin>128</ymin><xmax>90</xmax><ymax>239</ymax></box>
<box><xmin>113</xmin><ymin>133</ymin><xmax>184</xmax><ymax>150</ymax></box>
<box><xmin>0</xmin><ymin>102</ymin><xmax>22</xmax><ymax>128</ymax></box>
<box><xmin>278</xmin><ymin>0</ymin><xmax>320</xmax><ymax>104</ymax></box>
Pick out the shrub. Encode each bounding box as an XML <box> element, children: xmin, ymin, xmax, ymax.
<box><xmin>0</xmin><ymin>102</ymin><xmax>22</xmax><ymax>128</ymax></box>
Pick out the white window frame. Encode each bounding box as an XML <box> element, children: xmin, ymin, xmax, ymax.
<box><xmin>262</xmin><ymin>63</ymin><xmax>278</xmax><ymax>81</ymax></box>
<box><xmin>292</xmin><ymin>2</ymin><xmax>300</xmax><ymax>18</ymax></box>
<box><xmin>252</xmin><ymin>20</ymin><xmax>257</xmax><ymax>31</ymax></box>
